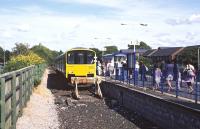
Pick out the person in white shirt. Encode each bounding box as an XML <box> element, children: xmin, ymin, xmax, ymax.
<box><xmin>183</xmin><ymin>60</ymin><xmax>195</xmax><ymax>93</ymax></box>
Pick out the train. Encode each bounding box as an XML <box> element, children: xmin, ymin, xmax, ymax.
<box><xmin>54</xmin><ymin>47</ymin><xmax>102</xmax><ymax>99</ymax></box>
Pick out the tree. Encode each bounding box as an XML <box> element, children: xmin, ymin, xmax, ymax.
<box><xmin>89</xmin><ymin>48</ymin><xmax>102</xmax><ymax>59</ymax></box>
<box><xmin>0</xmin><ymin>46</ymin><xmax>3</xmax><ymax>59</ymax></box>
<box><xmin>0</xmin><ymin>47</ymin><xmax>11</xmax><ymax>63</ymax></box>
<box><xmin>177</xmin><ymin>45</ymin><xmax>200</xmax><ymax>69</ymax></box>
<box><xmin>12</xmin><ymin>43</ymin><xmax>29</xmax><ymax>55</ymax></box>
<box><xmin>31</xmin><ymin>43</ymin><xmax>62</xmax><ymax>64</ymax></box>
<box><xmin>4</xmin><ymin>52</ymin><xmax>45</xmax><ymax>72</ymax></box>
<box><xmin>5</xmin><ymin>50</ymin><xmax>11</xmax><ymax>61</ymax></box>
<box><xmin>128</xmin><ymin>41</ymin><xmax>151</xmax><ymax>49</ymax></box>
<box><xmin>104</xmin><ymin>46</ymin><xmax>118</xmax><ymax>55</ymax></box>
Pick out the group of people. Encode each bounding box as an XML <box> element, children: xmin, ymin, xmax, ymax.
<box><xmin>96</xmin><ymin>60</ymin><xmax>115</xmax><ymax>77</ymax></box>
<box><xmin>97</xmin><ymin>58</ymin><xmax>197</xmax><ymax>93</ymax></box>
<box><xmin>154</xmin><ymin>59</ymin><xmax>196</xmax><ymax>93</ymax></box>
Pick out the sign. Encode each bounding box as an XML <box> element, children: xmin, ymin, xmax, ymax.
<box><xmin>128</xmin><ymin>40</ymin><xmax>140</xmax><ymax>45</ymax></box>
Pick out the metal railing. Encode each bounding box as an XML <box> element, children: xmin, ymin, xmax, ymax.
<box><xmin>0</xmin><ymin>64</ymin><xmax>46</xmax><ymax>129</ymax></box>
<box><xmin>104</xmin><ymin>67</ymin><xmax>200</xmax><ymax>104</ymax></box>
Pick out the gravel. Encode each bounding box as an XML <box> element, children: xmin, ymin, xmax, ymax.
<box><xmin>16</xmin><ymin>69</ymin><xmax>60</xmax><ymax>129</ymax></box>
<box><xmin>53</xmin><ymin>90</ymin><xmax>162</xmax><ymax>129</ymax></box>
<box><xmin>47</xmin><ymin>67</ymin><xmax>162</xmax><ymax>129</ymax></box>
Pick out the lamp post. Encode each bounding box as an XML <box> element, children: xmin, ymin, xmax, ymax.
<box><xmin>121</xmin><ymin>22</ymin><xmax>147</xmax><ymax>86</ymax></box>
<box><xmin>128</xmin><ymin>41</ymin><xmax>140</xmax><ymax>85</ymax></box>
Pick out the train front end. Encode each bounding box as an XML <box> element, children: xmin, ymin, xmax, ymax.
<box><xmin>66</xmin><ymin>48</ymin><xmax>97</xmax><ymax>84</ymax></box>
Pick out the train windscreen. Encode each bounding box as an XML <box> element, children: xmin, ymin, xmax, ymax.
<box><xmin>67</xmin><ymin>50</ymin><xmax>95</xmax><ymax>64</ymax></box>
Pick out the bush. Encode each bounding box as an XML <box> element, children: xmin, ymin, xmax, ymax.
<box><xmin>4</xmin><ymin>52</ymin><xmax>45</xmax><ymax>72</ymax></box>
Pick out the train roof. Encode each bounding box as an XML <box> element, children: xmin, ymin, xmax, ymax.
<box><xmin>55</xmin><ymin>47</ymin><xmax>96</xmax><ymax>60</ymax></box>
<box><xmin>68</xmin><ymin>47</ymin><xmax>95</xmax><ymax>52</ymax></box>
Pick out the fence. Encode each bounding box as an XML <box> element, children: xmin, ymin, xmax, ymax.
<box><xmin>0</xmin><ymin>64</ymin><xmax>46</xmax><ymax>129</ymax></box>
<box><xmin>104</xmin><ymin>66</ymin><xmax>200</xmax><ymax>104</ymax></box>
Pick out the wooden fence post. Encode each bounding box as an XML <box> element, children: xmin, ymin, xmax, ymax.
<box><xmin>24</xmin><ymin>70</ymin><xmax>28</xmax><ymax>107</ymax></box>
<box><xmin>1</xmin><ymin>77</ymin><xmax>6</xmax><ymax>129</ymax></box>
<box><xmin>27</xmin><ymin>69</ymin><xmax>31</xmax><ymax>101</ymax></box>
<box><xmin>31</xmin><ymin>67</ymin><xmax>35</xmax><ymax>89</ymax></box>
<box><xmin>11</xmin><ymin>73</ymin><xmax>16</xmax><ymax>129</ymax></box>
<box><xmin>22</xmin><ymin>71</ymin><xmax>25</xmax><ymax>108</ymax></box>
<box><xmin>18</xmin><ymin>71</ymin><xmax>23</xmax><ymax>117</ymax></box>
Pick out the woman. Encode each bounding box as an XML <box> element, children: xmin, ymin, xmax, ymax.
<box><xmin>183</xmin><ymin>60</ymin><xmax>195</xmax><ymax>93</ymax></box>
<box><xmin>154</xmin><ymin>67</ymin><xmax>162</xmax><ymax>90</ymax></box>
<box><xmin>165</xmin><ymin>60</ymin><xmax>174</xmax><ymax>92</ymax></box>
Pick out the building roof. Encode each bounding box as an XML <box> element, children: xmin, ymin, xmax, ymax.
<box><xmin>102</xmin><ymin>54</ymin><xmax>114</xmax><ymax>60</ymax></box>
<box><xmin>143</xmin><ymin>49</ymin><xmax>157</xmax><ymax>57</ymax></box>
<box><xmin>119</xmin><ymin>49</ymin><xmax>148</xmax><ymax>54</ymax></box>
<box><xmin>151</xmin><ymin>47</ymin><xmax>183</xmax><ymax>57</ymax></box>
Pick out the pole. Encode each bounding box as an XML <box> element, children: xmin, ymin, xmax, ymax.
<box><xmin>133</xmin><ymin>42</ymin><xmax>135</xmax><ymax>52</ymax></box>
<box><xmin>133</xmin><ymin>51</ymin><xmax>136</xmax><ymax>86</ymax></box>
<box><xmin>198</xmin><ymin>47</ymin><xmax>200</xmax><ymax>70</ymax></box>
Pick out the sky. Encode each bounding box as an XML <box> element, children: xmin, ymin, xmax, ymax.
<box><xmin>0</xmin><ymin>0</ymin><xmax>200</xmax><ymax>51</ymax></box>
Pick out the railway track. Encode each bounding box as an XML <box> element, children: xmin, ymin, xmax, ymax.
<box><xmin>47</xmin><ymin>68</ymin><xmax>162</xmax><ymax>129</ymax></box>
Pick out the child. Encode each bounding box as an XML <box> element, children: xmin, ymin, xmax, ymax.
<box><xmin>154</xmin><ymin>68</ymin><xmax>162</xmax><ymax>90</ymax></box>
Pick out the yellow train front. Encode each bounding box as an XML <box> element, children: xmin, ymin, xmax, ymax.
<box><xmin>54</xmin><ymin>48</ymin><xmax>102</xmax><ymax>99</ymax></box>
<box><xmin>66</xmin><ymin>48</ymin><xmax>97</xmax><ymax>84</ymax></box>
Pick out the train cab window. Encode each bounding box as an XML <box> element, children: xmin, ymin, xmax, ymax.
<box><xmin>67</xmin><ymin>50</ymin><xmax>95</xmax><ymax>64</ymax></box>
<box><xmin>87</xmin><ymin>52</ymin><xmax>95</xmax><ymax>64</ymax></box>
<box><xmin>77</xmin><ymin>52</ymin><xmax>84</xmax><ymax>64</ymax></box>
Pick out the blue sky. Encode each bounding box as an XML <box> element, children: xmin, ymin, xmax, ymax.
<box><xmin>0</xmin><ymin>0</ymin><xmax>200</xmax><ymax>51</ymax></box>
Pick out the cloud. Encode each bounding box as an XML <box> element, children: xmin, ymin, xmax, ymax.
<box><xmin>166</xmin><ymin>14</ymin><xmax>200</xmax><ymax>25</ymax></box>
<box><xmin>49</xmin><ymin>0</ymin><xmax>124</xmax><ymax>8</ymax></box>
<box><xmin>189</xmin><ymin>14</ymin><xmax>200</xmax><ymax>22</ymax></box>
<box><xmin>153</xmin><ymin>33</ymin><xmax>170</xmax><ymax>38</ymax></box>
<box><xmin>15</xmin><ymin>24</ymin><xmax>30</xmax><ymax>32</ymax></box>
<box><xmin>1</xmin><ymin>31</ymin><xmax>13</xmax><ymax>38</ymax></box>
<box><xmin>0</xmin><ymin>0</ymin><xmax>200</xmax><ymax>51</ymax></box>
